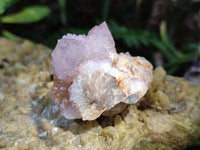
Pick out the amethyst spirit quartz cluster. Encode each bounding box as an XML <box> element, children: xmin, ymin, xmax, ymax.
<box><xmin>51</xmin><ymin>22</ymin><xmax>153</xmax><ymax>121</ymax></box>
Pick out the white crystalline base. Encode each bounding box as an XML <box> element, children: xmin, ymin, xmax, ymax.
<box><xmin>54</xmin><ymin>53</ymin><xmax>152</xmax><ymax>121</ymax></box>
<box><xmin>69</xmin><ymin>59</ymin><xmax>124</xmax><ymax>120</ymax></box>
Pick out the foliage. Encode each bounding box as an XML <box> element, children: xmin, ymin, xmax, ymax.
<box><xmin>0</xmin><ymin>0</ymin><xmax>200</xmax><ymax>76</ymax></box>
<box><xmin>0</xmin><ymin>0</ymin><xmax>19</xmax><ymax>15</ymax></box>
<box><xmin>1</xmin><ymin>6</ymin><xmax>49</xmax><ymax>24</ymax></box>
<box><xmin>0</xmin><ymin>0</ymin><xmax>50</xmax><ymax>40</ymax></box>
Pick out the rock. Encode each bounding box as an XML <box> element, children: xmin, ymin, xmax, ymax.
<box><xmin>0</xmin><ymin>37</ymin><xmax>200</xmax><ymax>150</ymax></box>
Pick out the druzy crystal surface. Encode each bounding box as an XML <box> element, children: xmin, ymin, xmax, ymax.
<box><xmin>51</xmin><ymin>22</ymin><xmax>153</xmax><ymax>120</ymax></box>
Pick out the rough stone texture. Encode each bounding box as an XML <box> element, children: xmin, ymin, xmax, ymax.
<box><xmin>0</xmin><ymin>37</ymin><xmax>200</xmax><ymax>150</ymax></box>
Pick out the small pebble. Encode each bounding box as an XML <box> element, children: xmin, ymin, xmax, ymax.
<box><xmin>38</xmin><ymin>131</ymin><xmax>47</xmax><ymax>138</ymax></box>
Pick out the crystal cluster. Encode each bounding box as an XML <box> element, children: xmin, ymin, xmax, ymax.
<box><xmin>51</xmin><ymin>22</ymin><xmax>153</xmax><ymax>121</ymax></box>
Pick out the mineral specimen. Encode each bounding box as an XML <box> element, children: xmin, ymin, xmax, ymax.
<box><xmin>51</xmin><ymin>22</ymin><xmax>153</xmax><ymax>120</ymax></box>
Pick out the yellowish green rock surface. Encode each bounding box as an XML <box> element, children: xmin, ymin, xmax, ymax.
<box><xmin>0</xmin><ymin>38</ymin><xmax>200</xmax><ymax>150</ymax></box>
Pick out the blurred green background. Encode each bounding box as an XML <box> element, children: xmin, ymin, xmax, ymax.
<box><xmin>1</xmin><ymin>0</ymin><xmax>200</xmax><ymax>76</ymax></box>
<box><xmin>0</xmin><ymin>0</ymin><xmax>200</xmax><ymax>149</ymax></box>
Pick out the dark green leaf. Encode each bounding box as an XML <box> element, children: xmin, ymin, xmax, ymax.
<box><xmin>181</xmin><ymin>43</ymin><xmax>199</xmax><ymax>52</ymax></box>
<box><xmin>137</xmin><ymin>32</ymin><xmax>149</xmax><ymax>46</ymax></box>
<box><xmin>179</xmin><ymin>52</ymin><xmax>200</xmax><ymax>63</ymax></box>
<box><xmin>0</xmin><ymin>1</ymin><xmax>6</xmax><ymax>15</ymax></box>
<box><xmin>58</xmin><ymin>0</ymin><xmax>67</xmax><ymax>25</ymax></box>
<box><xmin>1</xmin><ymin>5</ymin><xmax>50</xmax><ymax>24</ymax></box>
<box><xmin>2</xmin><ymin>30</ymin><xmax>20</xmax><ymax>41</ymax></box>
<box><xmin>0</xmin><ymin>0</ymin><xmax>20</xmax><ymax>15</ymax></box>
<box><xmin>149</xmin><ymin>38</ymin><xmax>177</xmax><ymax>61</ymax></box>
<box><xmin>167</xmin><ymin>65</ymin><xmax>179</xmax><ymax>75</ymax></box>
<box><xmin>192</xmin><ymin>140</ymin><xmax>200</xmax><ymax>146</ymax></box>
<box><xmin>102</xmin><ymin>0</ymin><xmax>111</xmax><ymax>21</ymax></box>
